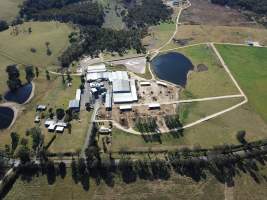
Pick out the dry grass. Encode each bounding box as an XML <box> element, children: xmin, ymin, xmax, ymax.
<box><xmin>0</xmin><ymin>0</ymin><xmax>24</xmax><ymax>22</ymax></box>
<box><xmin>173</xmin><ymin>25</ymin><xmax>267</xmax><ymax>46</ymax></box>
<box><xmin>5</xmin><ymin>169</ymin><xmax>225</xmax><ymax>200</ymax></box>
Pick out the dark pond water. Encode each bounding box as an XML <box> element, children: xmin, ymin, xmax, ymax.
<box><xmin>5</xmin><ymin>83</ymin><xmax>32</xmax><ymax>104</ymax></box>
<box><xmin>151</xmin><ymin>52</ymin><xmax>194</xmax><ymax>87</ymax></box>
<box><xmin>0</xmin><ymin>107</ymin><xmax>14</xmax><ymax>129</ymax></box>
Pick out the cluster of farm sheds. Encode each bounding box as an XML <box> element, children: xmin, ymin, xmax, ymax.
<box><xmin>33</xmin><ymin>61</ymin><xmax>175</xmax><ymax>134</ymax></box>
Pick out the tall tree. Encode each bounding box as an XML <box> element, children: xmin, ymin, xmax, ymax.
<box><xmin>25</xmin><ymin>65</ymin><xmax>35</xmax><ymax>83</ymax></box>
<box><xmin>10</xmin><ymin>132</ymin><xmax>20</xmax><ymax>152</ymax></box>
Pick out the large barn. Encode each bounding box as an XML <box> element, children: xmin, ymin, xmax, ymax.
<box><xmin>86</xmin><ymin>66</ymin><xmax>138</xmax><ymax>105</ymax></box>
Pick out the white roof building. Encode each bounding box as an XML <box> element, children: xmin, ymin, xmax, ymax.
<box><xmin>113</xmin><ymin>79</ymin><xmax>130</xmax><ymax>93</ymax></box>
<box><xmin>148</xmin><ymin>103</ymin><xmax>160</xmax><ymax>109</ymax></box>
<box><xmin>56</xmin><ymin>126</ymin><xmax>64</xmax><ymax>133</ymax></box>
<box><xmin>119</xmin><ymin>105</ymin><xmax>132</xmax><ymax>110</ymax></box>
<box><xmin>75</xmin><ymin>89</ymin><xmax>81</xmax><ymax>101</ymax></box>
<box><xmin>86</xmin><ymin>63</ymin><xmax>106</xmax><ymax>73</ymax></box>
<box><xmin>140</xmin><ymin>81</ymin><xmax>151</xmax><ymax>86</ymax></box>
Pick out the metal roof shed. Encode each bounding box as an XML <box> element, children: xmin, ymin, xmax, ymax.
<box><xmin>140</xmin><ymin>81</ymin><xmax>151</xmax><ymax>86</ymax></box>
<box><xmin>148</xmin><ymin>103</ymin><xmax>160</xmax><ymax>109</ymax></box>
<box><xmin>69</xmin><ymin>99</ymin><xmax>80</xmax><ymax>109</ymax></box>
<box><xmin>119</xmin><ymin>105</ymin><xmax>132</xmax><ymax>110</ymax></box>
<box><xmin>56</xmin><ymin>126</ymin><xmax>64</xmax><ymax>133</ymax></box>
<box><xmin>112</xmin><ymin>79</ymin><xmax>130</xmax><ymax>93</ymax></box>
<box><xmin>105</xmin><ymin>91</ymin><xmax>112</xmax><ymax>109</ymax></box>
<box><xmin>48</xmin><ymin>123</ymin><xmax>56</xmax><ymax>132</ymax></box>
<box><xmin>75</xmin><ymin>89</ymin><xmax>81</xmax><ymax>101</ymax></box>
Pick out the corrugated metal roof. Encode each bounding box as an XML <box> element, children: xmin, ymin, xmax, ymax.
<box><xmin>130</xmin><ymin>79</ymin><xmax>137</xmax><ymax>101</ymax></box>
<box><xmin>87</xmin><ymin>63</ymin><xmax>106</xmax><ymax>73</ymax></box>
<box><xmin>113</xmin><ymin>79</ymin><xmax>130</xmax><ymax>93</ymax></box>
<box><xmin>113</xmin><ymin>93</ymin><xmax>134</xmax><ymax>103</ymax></box>
<box><xmin>148</xmin><ymin>103</ymin><xmax>160</xmax><ymax>108</ymax></box>
<box><xmin>76</xmin><ymin>89</ymin><xmax>81</xmax><ymax>101</ymax></box>
<box><xmin>119</xmin><ymin>105</ymin><xmax>132</xmax><ymax>110</ymax></box>
<box><xmin>105</xmin><ymin>91</ymin><xmax>112</xmax><ymax>108</ymax></box>
<box><xmin>69</xmin><ymin>99</ymin><xmax>80</xmax><ymax>108</ymax></box>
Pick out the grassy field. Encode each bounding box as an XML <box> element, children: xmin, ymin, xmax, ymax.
<box><xmin>0</xmin><ymin>0</ymin><xmax>24</xmax><ymax>22</ymax></box>
<box><xmin>5</xmin><ymin>168</ymin><xmax>225</xmax><ymax>200</ymax></box>
<box><xmin>142</xmin><ymin>22</ymin><xmax>176</xmax><ymax>50</ymax></box>
<box><xmin>173</xmin><ymin>25</ymin><xmax>267</xmax><ymax>47</ymax></box>
<box><xmin>168</xmin><ymin>44</ymin><xmax>239</xmax><ymax>99</ymax></box>
<box><xmin>216</xmin><ymin>45</ymin><xmax>267</xmax><ymax>122</ymax></box>
<box><xmin>0</xmin><ymin>73</ymin><xmax>90</xmax><ymax>154</ymax></box>
<box><xmin>179</xmin><ymin>97</ymin><xmax>243</xmax><ymax>124</ymax></box>
<box><xmin>0</xmin><ymin>22</ymin><xmax>73</xmax><ymax>94</ymax></box>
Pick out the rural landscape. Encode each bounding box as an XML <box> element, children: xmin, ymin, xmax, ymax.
<box><xmin>0</xmin><ymin>0</ymin><xmax>266</xmax><ymax>199</ymax></box>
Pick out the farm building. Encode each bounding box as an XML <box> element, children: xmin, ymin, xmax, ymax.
<box><xmin>68</xmin><ymin>99</ymin><xmax>80</xmax><ymax>112</ymax></box>
<box><xmin>148</xmin><ymin>103</ymin><xmax>161</xmax><ymax>109</ymax></box>
<box><xmin>86</xmin><ymin>63</ymin><xmax>106</xmax><ymax>73</ymax></box>
<box><xmin>87</xmin><ymin>71</ymin><xmax>138</xmax><ymax>104</ymax></box>
<box><xmin>119</xmin><ymin>104</ymin><xmax>132</xmax><ymax>111</ymax></box>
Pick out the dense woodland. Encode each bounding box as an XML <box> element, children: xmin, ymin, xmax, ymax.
<box><xmin>19</xmin><ymin>0</ymin><xmax>172</xmax><ymax>67</ymax></box>
<box><xmin>211</xmin><ymin>0</ymin><xmax>267</xmax><ymax>16</ymax></box>
<box><xmin>123</xmin><ymin>0</ymin><xmax>173</xmax><ymax>28</ymax></box>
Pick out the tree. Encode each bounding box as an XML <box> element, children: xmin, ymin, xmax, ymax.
<box><xmin>58</xmin><ymin>161</ymin><xmax>66</xmax><ymax>178</ymax></box>
<box><xmin>46</xmin><ymin>70</ymin><xmax>50</xmax><ymax>80</ymax></box>
<box><xmin>236</xmin><ymin>130</ymin><xmax>247</xmax><ymax>144</ymax></box>
<box><xmin>6</xmin><ymin>64</ymin><xmax>22</xmax><ymax>91</ymax></box>
<box><xmin>46</xmin><ymin>160</ymin><xmax>56</xmax><ymax>184</ymax></box>
<box><xmin>10</xmin><ymin>132</ymin><xmax>19</xmax><ymax>152</ymax></box>
<box><xmin>28</xmin><ymin>27</ymin><xmax>32</xmax><ymax>34</ymax></box>
<box><xmin>56</xmin><ymin>108</ymin><xmax>65</xmax><ymax>120</ymax></box>
<box><xmin>25</xmin><ymin>65</ymin><xmax>35</xmax><ymax>82</ymax></box>
<box><xmin>20</xmin><ymin>137</ymin><xmax>28</xmax><ymax>146</ymax></box>
<box><xmin>16</xmin><ymin>145</ymin><xmax>30</xmax><ymax>163</ymax></box>
<box><xmin>67</xmin><ymin>72</ymin><xmax>72</xmax><ymax>83</ymax></box>
<box><xmin>71</xmin><ymin>159</ymin><xmax>78</xmax><ymax>183</ymax></box>
<box><xmin>35</xmin><ymin>67</ymin><xmax>39</xmax><ymax>78</ymax></box>
<box><xmin>79</xmin><ymin>84</ymin><xmax>85</xmax><ymax>93</ymax></box>
<box><xmin>61</xmin><ymin>74</ymin><xmax>65</xmax><ymax>85</ymax></box>
<box><xmin>30</xmin><ymin>127</ymin><xmax>43</xmax><ymax>150</ymax></box>
<box><xmin>0</xmin><ymin>20</ymin><xmax>9</xmax><ymax>32</ymax></box>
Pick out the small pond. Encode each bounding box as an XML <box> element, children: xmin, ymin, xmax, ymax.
<box><xmin>5</xmin><ymin>83</ymin><xmax>33</xmax><ymax>104</ymax></box>
<box><xmin>0</xmin><ymin>107</ymin><xmax>14</xmax><ymax>129</ymax></box>
<box><xmin>151</xmin><ymin>52</ymin><xmax>194</xmax><ymax>87</ymax></box>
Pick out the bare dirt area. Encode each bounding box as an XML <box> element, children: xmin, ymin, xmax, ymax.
<box><xmin>108</xmin><ymin>56</ymin><xmax>146</xmax><ymax>74</ymax></box>
<box><xmin>110</xmin><ymin>104</ymin><xmax>178</xmax><ymax>132</ymax></box>
<box><xmin>137</xmin><ymin>81</ymin><xmax>180</xmax><ymax>104</ymax></box>
<box><xmin>180</xmin><ymin>0</ymin><xmax>259</xmax><ymax>27</ymax></box>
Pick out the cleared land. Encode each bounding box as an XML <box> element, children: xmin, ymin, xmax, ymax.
<box><xmin>0</xmin><ymin>0</ymin><xmax>24</xmax><ymax>22</ymax></box>
<box><xmin>216</xmin><ymin>45</ymin><xmax>267</xmax><ymax>122</ymax></box>
<box><xmin>143</xmin><ymin>22</ymin><xmax>176</xmax><ymax>50</ymax></box>
<box><xmin>171</xmin><ymin>44</ymin><xmax>239</xmax><ymax>99</ymax></box>
<box><xmin>172</xmin><ymin>25</ymin><xmax>267</xmax><ymax>47</ymax></box>
<box><xmin>179</xmin><ymin>98</ymin><xmax>243</xmax><ymax>124</ymax></box>
<box><xmin>101</xmin><ymin>0</ymin><xmax>125</xmax><ymax>30</ymax></box>
<box><xmin>0</xmin><ymin>22</ymin><xmax>73</xmax><ymax>94</ymax></box>
<box><xmin>5</xmin><ymin>169</ymin><xmax>225</xmax><ymax>200</ymax></box>
<box><xmin>180</xmin><ymin>0</ymin><xmax>258</xmax><ymax>27</ymax></box>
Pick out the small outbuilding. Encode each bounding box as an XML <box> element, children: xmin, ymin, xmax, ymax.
<box><xmin>140</xmin><ymin>81</ymin><xmax>151</xmax><ymax>86</ymax></box>
<box><xmin>68</xmin><ymin>99</ymin><xmax>80</xmax><ymax>112</ymax></box>
<box><xmin>119</xmin><ymin>104</ymin><xmax>132</xmax><ymax>111</ymax></box>
<box><xmin>36</xmin><ymin>105</ymin><xmax>47</xmax><ymax>111</ymax></box>
<box><xmin>148</xmin><ymin>103</ymin><xmax>160</xmax><ymax>109</ymax></box>
<box><xmin>56</xmin><ymin>126</ymin><xmax>64</xmax><ymax>133</ymax></box>
<box><xmin>48</xmin><ymin>123</ymin><xmax>56</xmax><ymax>132</ymax></box>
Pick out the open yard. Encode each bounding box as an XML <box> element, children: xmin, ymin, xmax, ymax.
<box><xmin>0</xmin><ymin>0</ymin><xmax>24</xmax><ymax>22</ymax></box>
<box><xmin>170</xmin><ymin>44</ymin><xmax>239</xmax><ymax>99</ymax></box>
<box><xmin>216</xmin><ymin>45</ymin><xmax>267</xmax><ymax>122</ymax></box>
